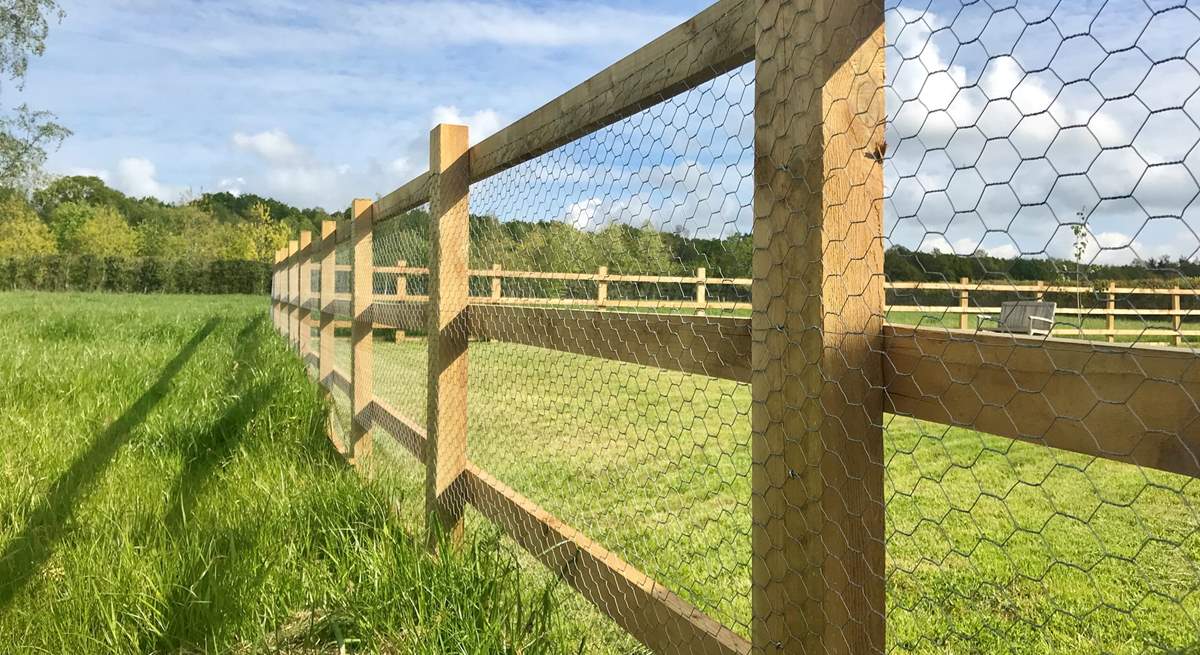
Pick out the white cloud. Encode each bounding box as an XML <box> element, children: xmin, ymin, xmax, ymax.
<box><xmin>217</xmin><ymin>176</ymin><xmax>245</xmax><ymax>195</ymax></box>
<box><xmin>113</xmin><ymin>157</ymin><xmax>182</xmax><ymax>201</ymax></box>
<box><xmin>232</xmin><ymin>129</ymin><xmax>303</xmax><ymax>163</ymax></box>
<box><xmin>430</xmin><ymin>105</ymin><xmax>503</xmax><ymax>144</ymax></box>
<box><xmin>566</xmin><ymin>198</ymin><xmax>601</xmax><ymax>230</ymax></box>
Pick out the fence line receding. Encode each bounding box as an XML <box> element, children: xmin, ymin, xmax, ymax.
<box><xmin>271</xmin><ymin>0</ymin><xmax>1200</xmax><ymax>652</ymax></box>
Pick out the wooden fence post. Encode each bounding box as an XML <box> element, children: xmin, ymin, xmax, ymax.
<box><xmin>1035</xmin><ymin>280</ymin><xmax>1045</xmax><ymax>302</ymax></box>
<box><xmin>696</xmin><ymin>266</ymin><xmax>707</xmax><ymax>315</ymax></box>
<box><xmin>287</xmin><ymin>239</ymin><xmax>299</xmax><ymax>349</ymax></box>
<box><xmin>298</xmin><ymin>231</ymin><xmax>313</xmax><ymax>356</ymax></box>
<box><xmin>319</xmin><ymin>221</ymin><xmax>336</xmax><ymax>389</ymax></box>
<box><xmin>597</xmin><ymin>265</ymin><xmax>608</xmax><ymax>310</ymax></box>
<box><xmin>753</xmin><ymin>1</ymin><xmax>886</xmax><ymax>654</ymax></box>
<box><xmin>959</xmin><ymin>277</ymin><xmax>969</xmax><ymax>330</ymax></box>
<box><xmin>426</xmin><ymin>123</ymin><xmax>470</xmax><ymax>548</ymax></box>
<box><xmin>1107</xmin><ymin>281</ymin><xmax>1116</xmax><ymax>343</ymax></box>
<box><xmin>350</xmin><ymin>199</ymin><xmax>375</xmax><ymax>466</ymax></box>
<box><xmin>394</xmin><ymin>258</ymin><xmax>409</xmax><ymax>342</ymax></box>
<box><xmin>1174</xmin><ymin>286</ymin><xmax>1183</xmax><ymax>347</ymax></box>
<box><xmin>491</xmin><ymin>263</ymin><xmax>502</xmax><ymax>300</ymax></box>
<box><xmin>272</xmin><ymin>249</ymin><xmax>282</xmax><ymax>333</ymax></box>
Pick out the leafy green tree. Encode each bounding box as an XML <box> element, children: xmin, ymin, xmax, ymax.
<box><xmin>33</xmin><ymin>175</ymin><xmax>124</xmax><ymax>216</ymax></box>
<box><xmin>46</xmin><ymin>200</ymin><xmax>94</xmax><ymax>250</ymax></box>
<box><xmin>243</xmin><ymin>201</ymin><xmax>290</xmax><ymax>262</ymax></box>
<box><xmin>1</xmin><ymin>1</ymin><xmax>69</xmax><ymax>189</ymax></box>
<box><xmin>70</xmin><ymin>206</ymin><xmax>138</xmax><ymax>257</ymax></box>
<box><xmin>0</xmin><ymin>193</ymin><xmax>54</xmax><ymax>255</ymax></box>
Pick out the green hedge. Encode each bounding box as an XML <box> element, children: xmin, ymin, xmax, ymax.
<box><xmin>0</xmin><ymin>256</ymin><xmax>271</xmax><ymax>295</ymax></box>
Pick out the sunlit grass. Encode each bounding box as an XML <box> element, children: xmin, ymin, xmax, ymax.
<box><xmin>0</xmin><ymin>292</ymin><xmax>585</xmax><ymax>654</ymax></box>
<box><xmin>355</xmin><ymin>328</ymin><xmax>1200</xmax><ymax>654</ymax></box>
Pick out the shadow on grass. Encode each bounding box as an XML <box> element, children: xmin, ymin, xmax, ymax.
<box><xmin>0</xmin><ymin>318</ymin><xmax>221</xmax><ymax>610</ymax></box>
<box><xmin>153</xmin><ymin>315</ymin><xmax>310</xmax><ymax>650</ymax></box>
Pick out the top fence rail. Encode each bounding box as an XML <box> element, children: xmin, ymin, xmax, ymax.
<box><xmin>270</xmin><ymin>0</ymin><xmax>1200</xmax><ymax>653</ymax></box>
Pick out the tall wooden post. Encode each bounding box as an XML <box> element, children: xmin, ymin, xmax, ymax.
<box><xmin>350</xmin><ymin>199</ymin><xmax>375</xmax><ymax>466</ymax></box>
<box><xmin>959</xmin><ymin>277</ymin><xmax>969</xmax><ymax>330</ymax></box>
<box><xmin>394</xmin><ymin>258</ymin><xmax>409</xmax><ymax>342</ymax></box>
<box><xmin>426</xmin><ymin>123</ymin><xmax>470</xmax><ymax>548</ymax></box>
<box><xmin>319</xmin><ymin>221</ymin><xmax>337</xmax><ymax>389</ymax></box>
<box><xmin>298</xmin><ymin>231</ymin><xmax>313</xmax><ymax>355</ymax></box>
<box><xmin>696</xmin><ymin>266</ymin><xmax>707</xmax><ymax>315</ymax></box>
<box><xmin>287</xmin><ymin>239</ymin><xmax>299</xmax><ymax>349</ymax></box>
<box><xmin>1174</xmin><ymin>287</ymin><xmax>1183</xmax><ymax>346</ymax></box>
<box><xmin>396</xmin><ymin>259</ymin><xmax>409</xmax><ymax>299</ymax></box>
<box><xmin>752</xmin><ymin>1</ymin><xmax>886</xmax><ymax>654</ymax></box>
<box><xmin>597</xmin><ymin>265</ymin><xmax>608</xmax><ymax>309</ymax></box>
<box><xmin>1107</xmin><ymin>281</ymin><xmax>1116</xmax><ymax>343</ymax></box>
<box><xmin>272</xmin><ymin>249</ymin><xmax>282</xmax><ymax>333</ymax></box>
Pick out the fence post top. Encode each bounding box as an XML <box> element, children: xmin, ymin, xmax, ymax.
<box><xmin>430</xmin><ymin>122</ymin><xmax>469</xmax><ymax>136</ymax></box>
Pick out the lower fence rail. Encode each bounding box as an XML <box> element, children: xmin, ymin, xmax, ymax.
<box><xmin>276</xmin><ymin>294</ymin><xmax>1200</xmax><ymax>653</ymax></box>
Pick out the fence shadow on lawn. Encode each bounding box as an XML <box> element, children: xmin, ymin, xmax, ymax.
<box><xmin>0</xmin><ymin>317</ymin><xmax>221</xmax><ymax>610</ymax></box>
<box><xmin>154</xmin><ymin>315</ymin><xmax>289</xmax><ymax>649</ymax></box>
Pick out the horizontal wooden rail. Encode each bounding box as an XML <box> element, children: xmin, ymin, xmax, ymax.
<box><xmin>288</xmin><ymin>297</ymin><xmax>1200</xmax><ymax>479</ymax></box>
<box><xmin>467</xmin><ymin>0</ymin><xmax>755</xmax><ymax>184</ymax></box>
<box><xmin>374</xmin><ymin>171</ymin><xmax>430</xmax><ymax>223</ymax></box>
<box><xmin>368</xmin><ymin>399</ymin><xmax>426</xmax><ymax>462</ymax></box>
<box><xmin>354</xmin><ymin>390</ymin><xmax>749</xmax><ymax>655</ymax></box>
<box><xmin>463</xmin><ymin>464</ymin><xmax>750</xmax><ymax>655</ymax></box>
<box><xmin>884</xmin><ymin>325</ymin><xmax>1200</xmax><ymax>478</ymax></box>
<box><xmin>325</xmin><ymin>365</ymin><xmax>350</xmax><ymax>396</ymax></box>
<box><xmin>468</xmin><ymin>304</ymin><xmax>752</xmax><ymax>383</ymax></box>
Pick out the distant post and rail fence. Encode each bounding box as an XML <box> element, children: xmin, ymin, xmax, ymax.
<box><xmin>269</xmin><ymin>0</ymin><xmax>1200</xmax><ymax>652</ymax></box>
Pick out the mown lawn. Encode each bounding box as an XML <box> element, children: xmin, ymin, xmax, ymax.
<box><xmin>327</xmin><ymin>322</ymin><xmax>1200</xmax><ymax>654</ymax></box>
<box><xmin>0</xmin><ymin>292</ymin><xmax>586</xmax><ymax>654</ymax></box>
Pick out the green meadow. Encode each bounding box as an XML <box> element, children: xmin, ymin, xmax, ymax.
<box><xmin>0</xmin><ymin>293</ymin><xmax>584</xmax><ymax>654</ymax></box>
<box><xmin>1</xmin><ymin>291</ymin><xmax>1197</xmax><ymax>653</ymax></box>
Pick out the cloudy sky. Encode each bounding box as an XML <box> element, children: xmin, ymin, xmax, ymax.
<box><xmin>12</xmin><ymin>0</ymin><xmax>1200</xmax><ymax>265</ymax></box>
<box><xmin>17</xmin><ymin>0</ymin><xmax>698</xmax><ymax>207</ymax></box>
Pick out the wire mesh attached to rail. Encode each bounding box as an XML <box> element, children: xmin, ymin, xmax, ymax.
<box><xmin>879</xmin><ymin>0</ymin><xmax>1200</xmax><ymax>652</ymax></box>
<box><xmin>268</xmin><ymin>0</ymin><xmax>1200</xmax><ymax>652</ymax></box>
<box><xmin>464</xmin><ymin>61</ymin><xmax>756</xmax><ymax>644</ymax></box>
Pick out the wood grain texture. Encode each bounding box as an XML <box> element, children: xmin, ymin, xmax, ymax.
<box><xmin>463</xmin><ymin>464</ymin><xmax>751</xmax><ymax>655</ymax></box>
<box><xmin>752</xmin><ymin>1</ymin><xmax>886</xmax><ymax>652</ymax></box>
<box><xmin>287</xmin><ymin>240</ymin><xmax>299</xmax><ymax>348</ymax></box>
<box><xmin>468</xmin><ymin>305</ymin><xmax>752</xmax><ymax>383</ymax></box>
<box><xmin>297</xmin><ymin>231</ymin><xmax>313</xmax><ymax>355</ymax></box>
<box><xmin>319</xmin><ymin>221</ymin><xmax>337</xmax><ymax>392</ymax></box>
<box><xmin>468</xmin><ymin>0</ymin><xmax>754</xmax><ymax>183</ymax></box>
<box><xmin>374</xmin><ymin>171</ymin><xmax>431</xmax><ymax>224</ymax></box>
<box><xmin>426</xmin><ymin>123</ymin><xmax>471</xmax><ymax>547</ymax></box>
<box><xmin>350</xmin><ymin>199</ymin><xmax>375</xmax><ymax>465</ymax></box>
<box><xmin>883</xmin><ymin>325</ymin><xmax>1200</xmax><ymax>478</ymax></box>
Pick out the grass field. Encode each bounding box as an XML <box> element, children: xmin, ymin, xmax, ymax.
<box><xmin>4</xmin><ymin>292</ymin><xmax>1198</xmax><ymax>654</ymax></box>
<box><xmin>0</xmin><ymin>292</ymin><xmax>588</xmax><ymax>654</ymax></box>
<box><xmin>329</xmin><ymin>318</ymin><xmax>1200</xmax><ymax>654</ymax></box>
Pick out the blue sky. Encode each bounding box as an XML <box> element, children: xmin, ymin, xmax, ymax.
<box><xmin>12</xmin><ymin>0</ymin><xmax>1200</xmax><ymax>265</ymax></box>
<box><xmin>16</xmin><ymin>0</ymin><xmax>705</xmax><ymax>209</ymax></box>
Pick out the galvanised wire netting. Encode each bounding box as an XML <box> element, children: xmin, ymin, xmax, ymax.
<box><xmin>272</xmin><ymin>1</ymin><xmax>1200</xmax><ymax>652</ymax></box>
<box><xmin>463</xmin><ymin>61</ymin><xmax>755</xmax><ymax>641</ymax></box>
<box><xmin>879</xmin><ymin>0</ymin><xmax>1200</xmax><ymax>652</ymax></box>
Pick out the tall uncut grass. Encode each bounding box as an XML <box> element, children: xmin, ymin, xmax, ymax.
<box><xmin>0</xmin><ymin>292</ymin><xmax>585</xmax><ymax>654</ymax></box>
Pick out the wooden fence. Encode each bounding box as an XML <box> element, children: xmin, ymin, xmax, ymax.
<box><xmin>268</xmin><ymin>0</ymin><xmax>1200</xmax><ymax>652</ymax></box>
<box><xmin>314</xmin><ymin>263</ymin><xmax>1200</xmax><ymax>345</ymax></box>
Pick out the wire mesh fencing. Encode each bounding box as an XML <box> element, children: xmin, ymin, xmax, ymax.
<box><xmin>268</xmin><ymin>0</ymin><xmax>1200</xmax><ymax>653</ymax></box>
